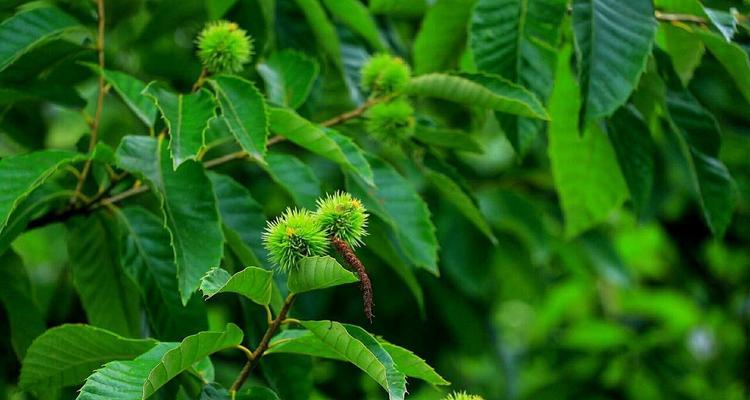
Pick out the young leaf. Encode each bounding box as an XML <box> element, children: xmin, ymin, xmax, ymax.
<box><xmin>210</xmin><ymin>75</ymin><xmax>270</xmax><ymax>159</ymax></box>
<box><xmin>347</xmin><ymin>156</ymin><xmax>439</xmax><ymax>274</ymax></box>
<box><xmin>116</xmin><ymin>136</ymin><xmax>224</xmax><ymax>305</ymax></box>
<box><xmin>0</xmin><ymin>250</ymin><xmax>45</xmax><ymax>360</ymax></box>
<box><xmin>287</xmin><ymin>256</ymin><xmax>359</xmax><ymax>294</ymax></box>
<box><xmin>406</xmin><ymin>73</ymin><xmax>549</xmax><ymax>120</ymax></box>
<box><xmin>424</xmin><ymin>168</ymin><xmax>497</xmax><ymax>244</ymax></box>
<box><xmin>76</xmin><ymin>324</ymin><xmax>244</xmax><ymax>400</ymax></box>
<box><xmin>469</xmin><ymin>0</ymin><xmax>566</xmax><ymax>154</ymax></box>
<box><xmin>264</xmin><ymin>152</ymin><xmax>321</xmax><ymax>208</ymax></box>
<box><xmin>0</xmin><ymin>150</ymin><xmax>83</xmax><ymax>234</ymax></box>
<box><xmin>207</xmin><ymin>172</ymin><xmax>268</xmax><ymax>268</ymax></box>
<box><xmin>294</xmin><ymin>0</ymin><xmax>342</xmax><ymax>68</ymax></box>
<box><xmin>268</xmin><ymin>107</ymin><xmax>349</xmax><ymax>165</ymax></box>
<box><xmin>659</xmin><ymin>24</ymin><xmax>705</xmax><ymax>86</ymax></box>
<box><xmin>0</xmin><ymin>6</ymin><xmax>82</xmax><ymax>72</ymax></box>
<box><xmin>413</xmin><ymin>0</ymin><xmax>475</xmax><ymax>74</ymax></box>
<box><xmin>301</xmin><ymin>321</ymin><xmax>407</xmax><ymax>400</ymax></box>
<box><xmin>67</xmin><ymin>214</ymin><xmax>142</xmax><ymax>337</ymax></box>
<box><xmin>116</xmin><ymin>206</ymin><xmax>208</xmax><ymax>341</ymax></box>
<box><xmin>548</xmin><ymin>47</ymin><xmax>627</xmax><ymax>237</ymax></box>
<box><xmin>572</xmin><ymin>0</ymin><xmax>657</xmax><ymax>123</ymax></box>
<box><xmin>379</xmin><ymin>341</ymin><xmax>450</xmax><ymax>386</ymax></box>
<box><xmin>257</xmin><ymin>50</ymin><xmax>320</xmax><ymax>109</ymax></box>
<box><xmin>85</xmin><ymin>65</ymin><xmax>157</xmax><ymax>127</ymax></box>
<box><xmin>19</xmin><ymin>325</ymin><xmax>157</xmax><ymax>391</ymax></box>
<box><xmin>143</xmin><ymin>83</ymin><xmax>216</xmax><ymax>168</ymax></box>
<box><xmin>321</xmin><ymin>0</ymin><xmax>386</xmax><ymax>51</ymax></box>
<box><xmin>200</xmin><ymin>267</ymin><xmax>273</xmax><ymax>305</ymax></box>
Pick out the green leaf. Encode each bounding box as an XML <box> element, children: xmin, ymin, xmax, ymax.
<box><xmin>257</xmin><ymin>50</ymin><xmax>320</xmax><ymax>109</ymax></box>
<box><xmin>605</xmin><ymin>105</ymin><xmax>655</xmax><ymax>214</ymax></box>
<box><xmin>85</xmin><ymin>65</ymin><xmax>157</xmax><ymax>127</ymax></box>
<box><xmin>0</xmin><ymin>250</ymin><xmax>45</xmax><ymax>360</ymax></box>
<box><xmin>116</xmin><ymin>136</ymin><xmax>225</xmax><ymax>305</ymax></box>
<box><xmin>264</xmin><ymin>152</ymin><xmax>321</xmax><ymax>208</ymax></box>
<box><xmin>413</xmin><ymin>0</ymin><xmax>476</xmax><ymax>74</ymax></box>
<box><xmin>294</xmin><ymin>0</ymin><xmax>342</xmax><ymax>68</ymax></box>
<box><xmin>369</xmin><ymin>0</ymin><xmax>427</xmax><ymax>17</ymax></box>
<box><xmin>406</xmin><ymin>73</ymin><xmax>549</xmax><ymax>120</ymax></box>
<box><xmin>378</xmin><ymin>341</ymin><xmax>450</xmax><ymax>386</ymax></box>
<box><xmin>207</xmin><ymin>172</ymin><xmax>268</xmax><ymax>268</ymax></box>
<box><xmin>200</xmin><ymin>267</ymin><xmax>273</xmax><ymax>305</ymax></box>
<box><xmin>19</xmin><ymin>325</ymin><xmax>157</xmax><ymax>391</ymax></box>
<box><xmin>413</xmin><ymin>126</ymin><xmax>483</xmax><ymax>153</ymax></box>
<box><xmin>143</xmin><ymin>83</ymin><xmax>216</xmax><ymax>168</ymax></box>
<box><xmin>659</xmin><ymin>24</ymin><xmax>705</xmax><ymax>86</ymax></box>
<box><xmin>424</xmin><ymin>168</ymin><xmax>497</xmax><ymax>244</ymax></box>
<box><xmin>572</xmin><ymin>0</ymin><xmax>657</xmax><ymax>123</ymax></box>
<box><xmin>0</xmin><ymin>150</ymin><xmax>83</xmax><ymax>234</ymax></box>
<box><xmin>76</xmin><ymin>324</ymin><xmax>244</xmax><ymax>400</ymax></box>
<box><xmin>67</xmin><ymin>214</ymin><xmax>142</xmax><ymax>337</ymax></box>
<box><xmin>697</xmin><ymin>30</ymin><xmax>750</xmax><ymax>104</ymax></box>
<box><xmin>321</xmin><ymin>0</ymin><xmax>386</xmax><ymax>51</ymax></box>
<box><xmin>347</xmin><ymin>157</ymin><xmax>439</xmax><ymax>274</ymax></box>
<box><xmin>209</xmin><ymin>75</ymin><xmax>270</xmax><ymax>159</ymax></box>
<box><xmin>288</xmin><ymin>256</ymin><xmax>359</xmax><ymax>294</ymax></box>
<box><xmin>300</xmin><ymin>321</ymin><xmax>406</xmax><ymax>400</ymax></box>
<box><xmin>665</xmin><ymin>90</ymin><xmax>737</xmax><ymax>236</ymax></box>
<box><xmin>0</xmin><ymin>6</ymin><xmax>82</xmax><ymax>72</ymax></box>
<box><xmin>469</xmin><ymin>0</ymin><xmax>566</xmax><ymax>154</ymax></box>
<box><xmin>116</xmin><ymin>206</ymin><xmax>208</xmax><ymax>341</ymax></box>
<box><xmin>0</xmin><ymin>184</ymin><xmax>68</xmax><ymax>256</ymax></box>
<box><xmin>268</xmin><ymin>107</ymin><xmax>348</xmax><ymax>165</ymax></box>
<box><xmin>704</xmin><ymin>8</ymin><xmax>737</xmax><ymax>42</ymax></box>
<box><xmin>325</xmin><ymin>129</ymin><xmax>375</xmax><ymax>185</ymax></box>
<box><xmin>547</xmin><ymin>47</ymin><xmax>627</xmax><ymax>238</ymax></box>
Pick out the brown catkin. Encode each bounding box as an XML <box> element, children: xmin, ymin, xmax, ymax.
<box><xmin>331</xmin><ymin>236</ymin><xmax>374</xmax><ymax>322</ymax></box>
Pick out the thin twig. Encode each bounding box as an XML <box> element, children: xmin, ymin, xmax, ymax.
<box><xmin>72</xmin><ymin>0</ymin><xmax>107</xmax><ymax>203</ymax></box>
<box><xmin>229</xmin><ymin>294</ymin><xmax>296</xmax><ymax>394</ymax></box>
<box><xmin>655</xmin><ymin>10</ymin><xmax>707</xmax><ymax>24</ymax></box>
<box><xmin>192</xmin><ymin>68</ymin><xmax>209</xmax><ymax>92</ymax></box>
<box><xmin>319</xmin><ymin>96</ymin><xmax>385</xmax><ymax>127</ymax></box>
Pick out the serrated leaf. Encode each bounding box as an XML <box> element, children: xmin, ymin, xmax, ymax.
<box><xmin>605</xmin><ymin>105</ymin><xmax>655</xmax><ymax>215</ymax></box>
<box><xmin>257</xmin><ymin>50</ymin><xmax>320</xmax><ymax>109</ymax></box>
<box><xmin>0</xmin><ymin>6</ymin><xmax>82</xmax><ymax>72</ymax></box>
<box><xmin>210</xmin><ymin>75</ymin><xmax>269</xmax><ymax>159</ymax></box>
<box><xmin>665</xmin><ymin>90</ymin><xmax>737</xmax><ymax>236</ymax></box>
<box><xmin>413</xmin><ymin>0</ymin><xmax>475</xmax><ymax>74</ymax></box>
<box><xmin>424</xmin><ymin>168</ymin><xmax>497</xmax><ymax>244</ymax></box>
<box><xmin>406</xmin><ymin>73</ymin><xmax>549</xmax><ymax>120</ymax></box>
<box><xmin>76</xmin><ymin>324</ymin><xmax>243</xmax><ymax>400</ymax></box>
<box><xmin>469</xmin><ymin>0</ymin><xmax>566</xmax><ymax>154</ymax></box>
<box><xmin>268</xmin><ymin>107</ymin><xmax>349</xmax><ymax>164</ymax></box>
<box><xmin>301</xmin><ymin>321</ymin><xmax>406</xmax><ymax>400</ymax></box>
<box><xmin>288</xmin><ymin>256</ymin><xmax>358</xmax><ymax>294</ymax></box>
<box><xmin>548</xmin><ymin>47</ymin><xmax>627</xmax><ymax>238</ymax></box>
<box><xmin>294</xmin><ymin>0</ymin><xmax>342</xmax><ymax>67</ymax></box>
<box><xmin>572</xmin><ymin>0</ymin><xmax>657</xmax><ymax>123</ymax></box>
<box><xmin>207</xmin><ymin>172</ymin><xmax>268</xmax><ymax>268</ymax></box>
<box><xmin>85</xmin><ymin>65</ymin><xmax>157</xmax><ymax>127</ymax></box>
<box><xmin>200</xmin><ymin>267</ymin><xmax>273</xmax><ymax>305</ymax></box>
<box><xmin>325</xmin><ymin>129</ymin><xmax>375</xmax><ymax>185</ymax></box>
<box><xmin>697</xmin><ymin>30</ymin><xmax>750</xmax><ymax>104</ymax></box>
<box><xmin>116</xmin><ymin>136</ymin><xmax>224</xmax><ymax>305</ymax></box>
<box><xmin>116</xmin><ymin>207</ymin><xmax>208</xmax><ymax>341</ymax></box>
<box><xmin>413</xmin><ymin>126</ymin><xmax>483</xmax><ymax>153</ymax></box>
<box><xmin>263</xmin><ymin>152</ymin><xmax>321</xmax><ymax>208</ymax></box>
<box><xmin>0</xmin><ymin>184</ymin><xmax>68</xmax><ymax>256</ymax></box>
<box><xmin>0</xmin><ymin>250</ymin><xmax>45</xmax><ymax>360</ymax></box>
<box><xmin>19</xmin><ymin>325</ymin><xmax>157</xmax><ymax>391</ymax></box>
<box><xmin>322</xmin><ymin>0</ymin><xmax>386</xmax><ymax>51</ymax></box>
<box><xmin>369</xmin><ymin>0</ymin><xmax>426</xmax><ymax>17</ymax></box>
<box><xmin>0</xmin><ymin>150</ymin><xmax>83</xmax><ymax>234</ymax></box>
<box><xmin>143</xmin><ymin>83</ymin><xmax>216</xmax><ymax>168</ymax></box>
<box><xmin>379</xmin><ymin>341</ymin><xmax>449</xmax><ymax>386</ymax></box>
<box><xmin>67</xmin><ymin>214</ymin><xmax>142</xmax><ymax>337</ymax></box>
<box><xmin>347</xmin><ymin>157</ymin><xmax>438</xmax><ymax>274</ymax></box>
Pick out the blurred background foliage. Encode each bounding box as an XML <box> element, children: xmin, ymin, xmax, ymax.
<box><xmin>1</xmin><ymin>0</ymin><xmax>749</xmax><ymax>399</ymax></box>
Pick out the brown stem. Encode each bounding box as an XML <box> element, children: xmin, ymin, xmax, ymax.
<box><xmin>654</xmin><ymin>10</ymin><xmax>707</xmax><ymax>24</ymax></box>
<box><xmin>319</xmin><ymin>96</ymin><xmax>386</xmax><ymax>127</ymax></box>
<box><xmin>229</xmin><ymin>294</ymin><xmax>296</xmax><ymax>393</ymax></box>
<box><xmin>192</xmin><ymin>68</ymin><xmax>209</xmax><ymax>92</ymax></box>
<box><xmin>71</xmin><ymin>0</ymin><xmax>107</xmax><ymax>203</ymax></box>
<box><xmin>330</xmin><ymin>237</ymin><xmax>374</xmax><ymax>322</ymax></box>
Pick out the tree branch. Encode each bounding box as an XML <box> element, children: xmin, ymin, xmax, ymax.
<box><xmin>655</xmin><ymin>10</ymin><xmax>707</xmax><ymax>24</ymax></box>
<box><xmin>229</xmin><ymin>294</ymin><xmax>296</xmax><ymax>394</ymax></box>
